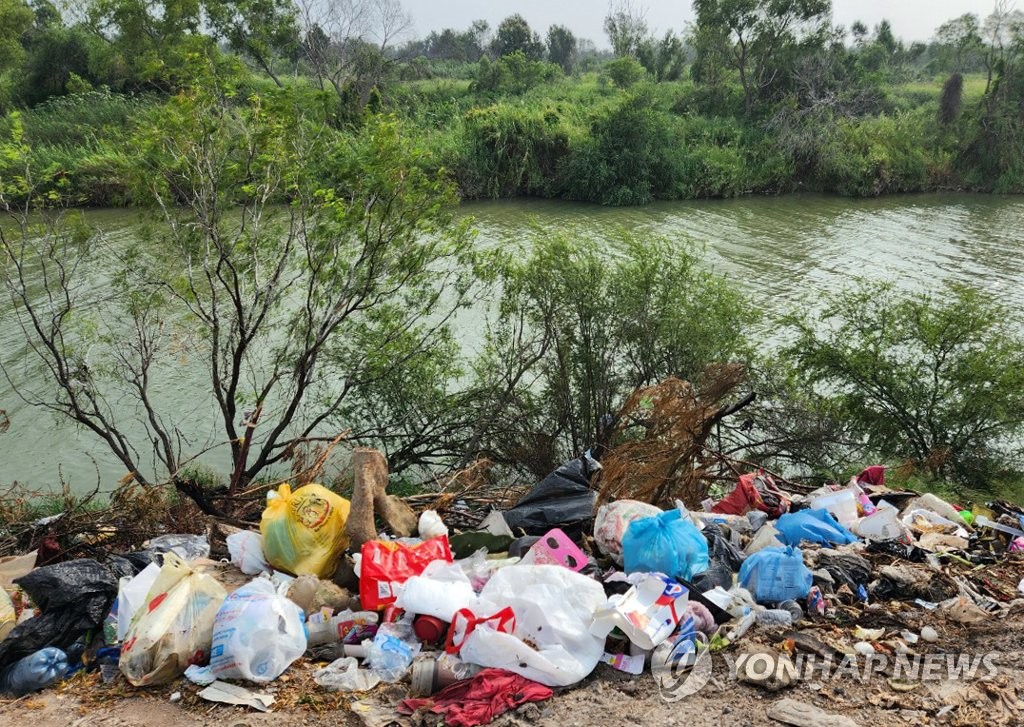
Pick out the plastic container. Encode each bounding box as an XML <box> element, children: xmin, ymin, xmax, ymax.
<box><xmin>409</xmin><ymin>653</ymin><xmax>480</xmax><ymax>696</ymax></box>
<box><xmin>0</xmin><ymin>647</ymin><xmax>68</xmax><ymax>696</ymax></box>
<box><xmin>413</xmin><ymin>615</ymin><xmax>448</xmax><ymax>644</ymax></box>
<box><xmin>810</xmin><ymin>490</ymin><xmax>858</xmax><ymax>528</ymax></box>
<box><xmin>521</xmin><ymin>528</ymin><xmax>588</xmax><ymax>571</ymax></box>
<box><xmin>854</xmin><ymin>506</ymin><xmax>910</xmax><ymax>541</ymax></box>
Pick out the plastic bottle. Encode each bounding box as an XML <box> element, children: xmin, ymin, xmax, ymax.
<box><xmin>777</xmin><ymin>599</ymin><xmax>803</xmax><ymax>622</ymax></box>
<box><xmin>0</xmin><ymin>647</ymin><xmax>68</xmax><ymax>696</ymax></box>
<box><xmin>725</xmin><ymin>612</ymin><xmax>756</xmax><ymax>642</ymax></box>
<box><xmin>755</xmin><ymin>609</ymin><xmax>793</xmax><ymax>626</ymax></box>
<box><xmin>366</xmin><ymin>621</ymin><xmax>421</xmax><ymax>682</ymax></box>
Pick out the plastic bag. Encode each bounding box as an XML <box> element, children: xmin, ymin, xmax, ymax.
<box><xmin>0</xmin><ymin>590</ymin><xmax>14</xmax><ymax>641</ymax></box>
<box><xmin>418</xmin><ymin>511</ymin><xmax>449</xmax><ymax>540</ymax></box>
<box><xmin>0</xmin><ymin>647</ymin><xmax>68</xmax><ymax>696</ymax></box>
<box><xmin>502</xmin><ymin>454</ymin><xmax>600</xmax><ymax>538</ymax></box>
<box><xmin>0</xmin><ymin>558</ymin><xmax>119</xmax><ymax>671</ymax></box>
<box><xmin>456</xmin><ymin>564</ymin><xmax>607</xmax><ymax>687</ymax></box>
<box><xmin>395</xmin><ymin>559</ymin><xmax>477</xmax><ymax>621</ymax></box>
<box><xmin>260</xmin><ymin>483</ymin><xmax>351</xmax><ymax>578</ymax></box>
<box><xmin>594</xmin><ymin>500</ymin><xmax>662</xmax><ymax>565</ymax></box>
<box><xmin>119</xmin><ymin>553</ymin><xmax>227</xmax><ymax>686</ymax></box>
<box><xmin>591</xmin><ymin>573</ymin><xmax>688</xmax><ymax>650</ymax></box>
<box><xmin>226</xmin><ymin>531</ymin><xmax>272</xmax><ymax>576</ymax></box>
<box><xmin>314</xmin><ymin>656</ymin><xmax>381</xmax><ymax>692</ymax></box>
<box><xmin>776</xmin><ymin>508</ymin><xmax>857</xmax><ymax>546</ymax></box>
<box><xmin>622</xmin><ymin>509</ymin><xmax>710</xmax><ymax>582</ymax></box>
<box><xmin>208</xmin><ymin>579</ymin><xmax>306</xmax><ymax>683</ymax></box>
<box><xmin>738</xmin><ymin>546</ymin><xmax>812</xmax><ymax>604</ymax></box>
<box><xmin>360</xmin><ymin>536</ymin><xmax>453</xmax><ymax>612</ymax></box>
<box><xmin>116</xmin><ymin>563</ymin><xmax>161</xmax><ymax>642</ymax></box>
<box><xmin>145</xmin><ymin>534</ymin><xmax>210</xmax><ymax>561</ymax></box>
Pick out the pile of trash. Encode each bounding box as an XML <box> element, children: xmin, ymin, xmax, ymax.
<box><xmin>2</xmin><ymin>449</ymin><xmax>1024</xmax><ymax>726</ymax></box>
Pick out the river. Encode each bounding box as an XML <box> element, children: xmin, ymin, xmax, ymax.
<box><xmin>2</xmin><ymin>194</ymin><xmax>1023</xmax><ymax>492</ymax></box>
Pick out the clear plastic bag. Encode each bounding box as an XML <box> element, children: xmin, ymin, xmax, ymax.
<box><xmin>118</xmin><ymin>553</ymin><xmax>227</xmax><ymax>686</ymax></box>
<box><xmin>209</xmin><ymin>579</ymin><xmax>307</xmax><ymax>683</ymax></box>
<box><xmin>314</xmin><ymin>656</ymin><xmax>381</xmax><ymax>692</ymax></box>
<box><xmin>227</xmin><ymin>531</ymin><xmax>272</xmax><ymax>576</ymax></box>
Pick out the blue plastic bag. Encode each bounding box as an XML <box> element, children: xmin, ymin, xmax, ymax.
<box><xmin>738</xmin><ymin>546</ymin><xmax>812</xmax><ymax>604</ymax></box>
<box><xmin>776</xmin><ymin>508</ymin><xmax>857</xmax><ymax>546</ymax></box>
<box><xmin>623</xmin><ymin>509</ymin><xmax>710</xmax><ymax>581</ymax></box>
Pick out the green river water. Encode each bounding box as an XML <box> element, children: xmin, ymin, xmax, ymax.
<box><xmin>2</xmin><ymin>194</ymin><xmax>1022</xmax><ymax>492</ymax></box>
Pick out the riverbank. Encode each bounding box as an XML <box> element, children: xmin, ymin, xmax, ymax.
<box><xmin>0</xmin><ymin>70</ymin><xmax>1018</xmax><ymax>212</ymax></box>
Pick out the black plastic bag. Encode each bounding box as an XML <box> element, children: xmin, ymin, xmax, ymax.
<box><xmin>502</xmin><ymin>453</ymin><xmax>600</xmax><ymax>539</ymax></box>
<box><xmin>0</xmin><ymin>559</ymin><xmax>119</xmax><ymax>670</ymax></box>
<box><xmin>817</xmin><ymin>550</ymin><xmax>872</xmax><ymax>591</ymax></box>
<box><xmin>701</xmin><ymin>522</ymin><xmax>746</xmax><ymax>590</ymax></box>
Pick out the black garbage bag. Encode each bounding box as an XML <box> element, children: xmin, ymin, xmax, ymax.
<box><xmin>866</xmin><ymin>539</ymin><xmax>929</xmax><ymax>563</ymax></box>
<box><xmin>817</xmin><ymin>550</ymin><xmax>872</xmax><ymax>591</ymax></box>
<box><xmin>701</xmin><ymin>522</ymin><xmax>746</xmax><ymax>590</ymax></box>
<box><xmin>502</xmin><ymin>453</ymin><xmax>600</xmax><ymax>539</ymax></box>
<box><xmin>0</xmin><ymin>559</ymin><xmax>119</xmax><ymax>671</ymax></box>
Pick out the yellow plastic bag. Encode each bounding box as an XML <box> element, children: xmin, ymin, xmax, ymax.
<box><xmin>0</xmin><ymin>589</ymin><xmax>14</xmax><ymax>640</ymax></box>
<box><xmin>260</xmin><ymin>483</ymin><xmax>351</xmax><ymax>578</ymax></box>
<box><xmin>118</xmin><ymin>552</ymin><xmax>227</xmax><ymax>686</ymax></box>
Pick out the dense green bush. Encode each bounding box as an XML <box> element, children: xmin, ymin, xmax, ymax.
<box><xmin>785</xmin><ymin>282</ymin><xmax>1024</xmax><ymax>489</ymax></box>
<box><xmin>559</xmin><ymin>89</ymin><xmax>683</xmax><ymax>205</ymax></box>
<box><xmin>456</xmin><ymin>102</ymin><xmax>571</xmax><ymax>198</ymax></box>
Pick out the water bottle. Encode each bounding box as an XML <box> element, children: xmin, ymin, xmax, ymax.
<box><xmin>366</xmin><ymin>622</ymin><xmax>421</xmax><ymax>682</ymax></box>
<box><xmin>755</xmin><ymin>609</ymin><xmax>793</xmax><ymax>626</ymax></box>
<box><xmin>0</xmin><ymin>648</ymin><xmax>68</xmax><ymax>696</ymax></box>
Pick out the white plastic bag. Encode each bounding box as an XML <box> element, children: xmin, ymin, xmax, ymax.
<box><xmin>457</xmin><ymin>565</ymin><xmax>607</xmax><ymax>687</ymax></box>
<box><xmin>116</xmin><ymin>562</ymin><xmax>161</xmax><ymax>642</ymax></box>
<box><xmin>594</xmin><ymin>500</ymin><xmax>662</xmax><ymax>565</ymax></box>
<box><xmin>209</xmin><ymin>579</ymin><xmax>307</xmax><ymax>683</ymax></box>
<box><xmin>417</xmin><ymin>510</ymin><xmax>449</xmax><ymax>540</ymax></box>
<box><xmin>314</xmin><ymin>656</ymin><xmax>381</xmax><ymax>692</ymax></box>
<box><xmin>395</xmin><ymin>559</ymin><xmax>477</xmax><ymax>621</ymax></box>
<box><xmin>227</xmin><ymin>531</ymin><xmax>272</xmax><ymax>576</ymax></box>
<box><xmin>119</xmin><ymin>553</ymin><xmax>227</xmax><ymax>686</ymax></box>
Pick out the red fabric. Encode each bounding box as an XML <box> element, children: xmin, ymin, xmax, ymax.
<box><xmin>398</xmin><ymin>668</ymin><xmax>553</xmax><ymax>727</ymax></box>
<box><xmin>857</xmin><ymin>465</ymin><xmax>886</xmax><ymax>487</ymax></box>
<box><xmin>711</xmin><ymin>472</ymin><xmax>789</xmax><ymax>518</ymax></box>
<box><xmin>711</xmin><ymin>473</ymin><xmax>760</xmax><ymax>515</ymax></box>
<box><xmin>445</xmin><ymin>607</ymin><xmax>517</xmax><ymax>654</ymax></box>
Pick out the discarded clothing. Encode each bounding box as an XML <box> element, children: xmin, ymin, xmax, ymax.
<box><xmin>398</xmin><ymin>667</ymin><xmax>552</xmax><ymax>727</ymax></box>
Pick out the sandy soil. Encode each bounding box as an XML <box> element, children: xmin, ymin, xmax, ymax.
<box><xmin>2</xmin><ymin>603</ymin><xmax>1021</xmax><ymax>727</ymax></box>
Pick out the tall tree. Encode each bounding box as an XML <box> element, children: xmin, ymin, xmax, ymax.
<box><xmin>491</xmin><ymin>13</ymin><xmax>544</xmax><ymax>60</ymax></box>
<box><xmin>205</xmin><ymin>0</ymin><xmax>300</xmax><ymax>86</ymax></box>
<box><xmin>297</xmin><ymin>0</ymin><xmax>410</xmax><ymax>111</ymax></box>
<box><xmin>603</xmin><ymin>0</ymin><xmax>648</xmax><ymax>57</ymax></box>
<box><xmin>936</xmin><ymin>13</ymin><xmax>983</xmax><ymax>73</ymax></box>
<box><xmin>0</xmin><ymin>0</ymin><xmax>34</xmax><ymax>72</ymax></box>
<box><xmin>546</xmin><ymin>23</ymin><xmax>576</xmax><ymax>72</ymax></box>
<box><xmin>693</xmin><ymin>0</ymin><xmax>832</xmax><ymax>114</ymax></box>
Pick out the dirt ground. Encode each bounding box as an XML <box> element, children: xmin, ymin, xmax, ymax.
<box><xmin>2</xmin><ymin>601</ymin><xmax>1022</xmax><ymax>727</ymax></box>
